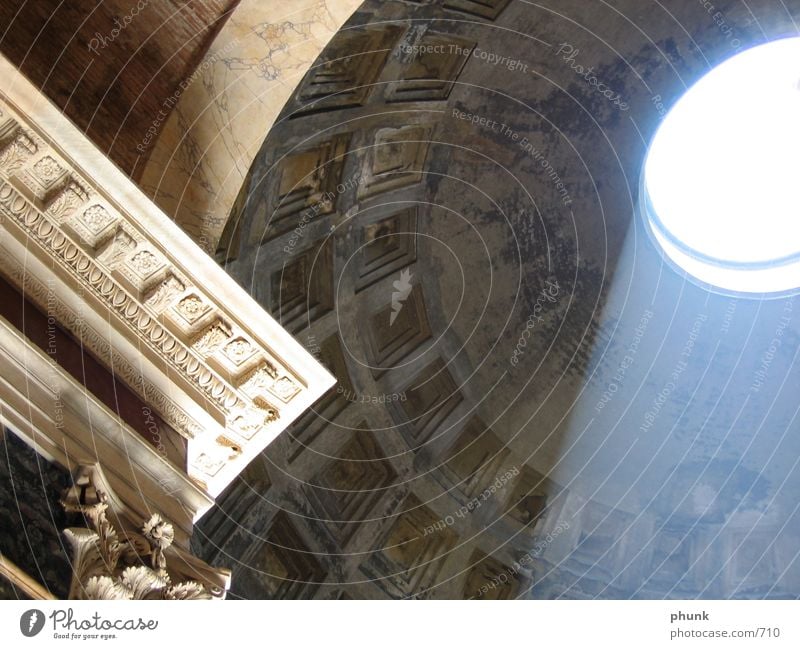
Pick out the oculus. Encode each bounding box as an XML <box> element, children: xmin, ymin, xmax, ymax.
<box><xmin>642</xmin><ymin>37</ymin><xmax>800</xmax><ymax>296</ymax></box>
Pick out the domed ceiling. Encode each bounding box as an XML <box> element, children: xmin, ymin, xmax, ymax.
<box><xmin>192</xmin><ymin>0</ymin><xmax>800</xmax><ymax>599</ymax></box>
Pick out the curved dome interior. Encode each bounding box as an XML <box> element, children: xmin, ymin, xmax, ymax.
<box><xmin>184</xmin><ymin>0</ymin><xmax>800</xmax><ymax>600</ymax></box>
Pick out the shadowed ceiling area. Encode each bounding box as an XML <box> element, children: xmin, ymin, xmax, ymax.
<box><xmin>189</xmin><ymin>0</ymin><xmax>800</xmax><ymax>599</ymax></box>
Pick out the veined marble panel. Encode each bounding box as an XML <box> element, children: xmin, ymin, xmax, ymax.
<box><xmin>138</xmin><ymin>0</ymin><xmax>363</xmax><ymax>254</ymax></box>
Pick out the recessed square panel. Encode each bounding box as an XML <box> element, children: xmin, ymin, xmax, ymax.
<box><xmin>260</xmin><ymin>134</ymin><xmax>350</xmax><ymax>242</ymax></box>
<box><xmin>464</xmin><ymin>550</ymin><xmax>522</xmax><ymax>600</ymax></box>
<box><xmin>235</xmin><ymin>512</ymin><xmax>324</xmax><ymax>599</ymax></box>
<box><xmin>444</xmin><ymin>0</ymin><xmax>511</xmax><ymax>20</ymax></box>
<box><xmin>356</xmin><ymin>208</ymin><xmax>418</xmax><ymax>291</ymax></box>
<box><xmin>388</xmin><ymin>33</ymin><xmax>474</xmax><ymax>102</ymax></box>
<box><xmin>291</xmin><ymin>27</ymin><xmax>404</xmax><ymax>115</ymax></box>
<box><xmin>362</xmin><ymin>494</ymin><xmax>457</xmax><ymax>598</ymax></box>
<box><xmin>285</xmin><ymin>334</ymin><xmax>354</xmax><ymax>462</ymax></box>
<box><xmin>270</xmin><ymin>239</ymin><xmax>334</xmax><ymax>334</ymax></box>
<box><xmin>443</xmin><ymin>417</ymin><xmax>509</xmax><ymax>498</ymax></box>
<box><xmin>367</xmin><ymin>284</ymin><xmax>431</xmax><ymax>378</ymax></box>
<box><xmin>305</xmin><ymin>426</ymin><xmax>397</xmax><ymax>544</ymax></box>
<box><xmin>398</xmin><ymin>358</ymin><xmax>463</xmax><ymax>443</ymax></box>
<box><xmin>358</xmin><ymin>126</ymin><xmax>431</xmax><ymax>200</ymax></box>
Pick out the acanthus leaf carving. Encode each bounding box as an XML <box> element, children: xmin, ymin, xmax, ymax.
<box><xmin>144</xmin><ymin>274</ymin><xmax>186</xmax><ymax>313</ymax></box>
<box><xmin>96</xmin><ymin>228</ymin><xmax>137</xmax><ymax>270</ymax></box>
<box><xmin>61</xmin><ymin>481</ymin><xmax>213</xmax><ymax>600</ymax></box>
<box><xmin>46</xmin><ymin>180</ymin><xmax>90</xmax><ymax>223</ymax></box>
<box><xmin>0</xmin><ymin>126</ymin><xmax>37</xmax><ymax>175</ymax></box>
<box><xmin>191</xmin><ymin>320</ymin><xmax>230</xmax><ymax>355</ymax></box>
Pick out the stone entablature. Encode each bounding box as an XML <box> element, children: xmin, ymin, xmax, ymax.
<box><xmin>0</xmin><ymin>53</ymin><xmax>334</xmax><ymax>502</ymax></box>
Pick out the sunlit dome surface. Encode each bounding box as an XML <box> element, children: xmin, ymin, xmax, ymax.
<box><xmin>642</xmin><ymin>37</ymin><xmax>800</xmax><ymax>295</ymax></box>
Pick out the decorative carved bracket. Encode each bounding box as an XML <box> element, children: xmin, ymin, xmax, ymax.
<box><xmin>61</xmin><ymin>467</ymin><xmax>228</xmax><ymax>600</ymax></box>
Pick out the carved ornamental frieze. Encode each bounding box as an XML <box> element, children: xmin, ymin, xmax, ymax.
<box><xmin>0</xmin><ymin>57</ymin><xmax>334</xmax><ymax>497</ymax></box>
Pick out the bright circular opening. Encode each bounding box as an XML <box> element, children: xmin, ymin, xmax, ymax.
<box><xmin>642</xmin><ymin>37</ymin><xmax>800</xmax><ymax>296</ymax></box>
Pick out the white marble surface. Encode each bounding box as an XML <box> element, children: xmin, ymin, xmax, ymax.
<box><xmin>138</xmin><ymin>0</ymin><xmax>362</xmax><ymax>253</ymax></box>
